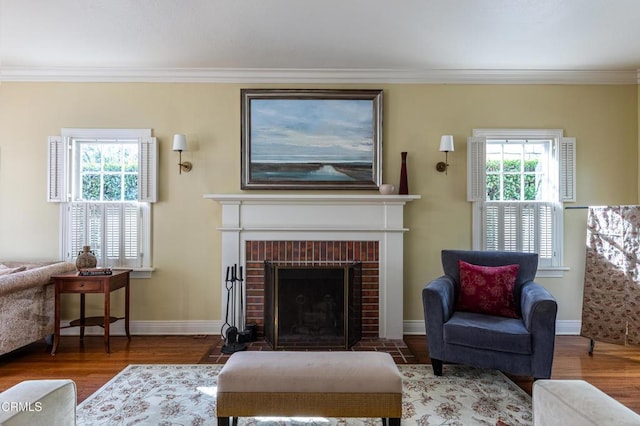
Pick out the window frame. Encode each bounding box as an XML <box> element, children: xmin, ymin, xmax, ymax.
<box><xmin>469</xmin><ymin>128</ymin><xmax>574</xmax><ymax>277</ymax></box>
<box><xmin>50</xmin><ymin>128</ymin><xmax>156</xmax><ymax>278</ymax></box>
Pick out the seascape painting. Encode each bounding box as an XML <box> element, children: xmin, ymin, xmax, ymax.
<box><xmin>241</xmin><ymin>89</ymin><xmax>382</xmax><ymax>189</ymax></box>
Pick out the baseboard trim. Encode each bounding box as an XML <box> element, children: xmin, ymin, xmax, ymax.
<box><xmin>59</xmin><ymin>319</ymin><xmax>582</xmax><ymax>336</ymax></box>
<box><xmin>402</xmin><ymin>319</ymin><xmax>582</xmax><ymax>336</ymax></box>
<box><xmin>554</xmin><ymin>320</ymin><xmax>582</xmax><ymax>335</ymax></box>
<box><xmin>59</xmin><ymin>320</ymin><xmax>224</xmax><ymax>336</ymax></box>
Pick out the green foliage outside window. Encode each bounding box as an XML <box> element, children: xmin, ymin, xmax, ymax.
<box><xmin>80</xmin><ymin>144</ymin><xmax>138</xmax><ymax>201</ymax></box>
<box><xmin>486</xmin><ymin>159</ymin><xmax>541</xmax><ymax>201</ymax></box>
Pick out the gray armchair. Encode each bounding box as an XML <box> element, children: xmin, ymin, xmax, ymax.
<box><xmin>422</xmin><ymin>250</ymin><xmax>557</xmax><ymax>379</ymax></box>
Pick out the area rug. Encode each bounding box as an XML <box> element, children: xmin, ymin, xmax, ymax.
<box><xmin>76</xmin><ymin>364</ymin><xmax>532</xmax><ymax>425</ymax></box>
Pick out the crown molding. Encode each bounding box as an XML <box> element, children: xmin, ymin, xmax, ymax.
<box><xmin>0</xmin><ymin>66</ymin><xmax>638</xmax><ymax>84</ymax></box>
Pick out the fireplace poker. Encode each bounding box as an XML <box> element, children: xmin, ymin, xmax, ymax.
<box><xmin>220</xmin><ymin>266</ymin><xmax>232</xmax><ymax>339</ymax></box>
<box><xmin>221</xmin><ymin>263</ymin><xmax>247</xmax><ymax>354</ymax></box>
<box><xmin>236</xmin><ymin>266</ymin><xmax>254</xmax><ymax>343</ymax></box>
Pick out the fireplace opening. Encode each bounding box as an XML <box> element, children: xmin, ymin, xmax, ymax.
<box><xmin>264</xmin><ymin>262</ymin><xmax>362</xmax><ymax>350</ymax></box>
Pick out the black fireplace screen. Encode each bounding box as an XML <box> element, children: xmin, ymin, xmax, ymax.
<box><xmin>264</xmin><ymin>262</ymin><xmax>362</xmax><ymax>349</ymax></box>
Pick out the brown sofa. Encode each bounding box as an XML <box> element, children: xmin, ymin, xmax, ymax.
<box><xmin>0</xmin><ymin>261</ymin><xmax>76</xmax><ymax>355</ymax></box>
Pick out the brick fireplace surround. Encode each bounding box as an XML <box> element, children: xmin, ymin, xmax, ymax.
<box><xmin>204</xmin><ymin>194</ymin><xmax>419</xmax><ymax>340</ymax></box>
<box><xmin>245</xmin><ymin>240</ymin><xmax>380</xmax><ymax>339</ymax></box>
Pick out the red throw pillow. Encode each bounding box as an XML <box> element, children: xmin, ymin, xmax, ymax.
<box><xmin>455</xmin><ymin>260</ymin><xmax>520</xmax><ymax>319</ymax></box>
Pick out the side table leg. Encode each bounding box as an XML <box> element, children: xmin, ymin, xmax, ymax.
<box><xmin>52</xmin><ymin>284</ymin><xmax>61</xmax><ymax>355</ymax></box>
<box><xmin>80</xmin><ymin>293</ymin><xmax>86</xmax><ymax>340</ymax></box>
<box><xmin>125</xmin><ymin>280</ymin><xmax>131</xmax><ymax>339</ymax></box>
<box><xmin>104</xmin><ymin>287</ymin><xmax>110</xmax><ymax>353</ymax></box>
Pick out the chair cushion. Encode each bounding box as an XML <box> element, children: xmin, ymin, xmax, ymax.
<box><xmin>218</xmin><ymin>351</ymin><xmax>402</xmax><ymax>393</ymax></box>
<box><xmin>444</xmin><ymin>311</ymin><xmax>532</xmax><ymax>355</ymax></box>
<box><xmin>455</xmin><ymin>260</ymin><xmax>520</xmax><ymax>318</ymax></box>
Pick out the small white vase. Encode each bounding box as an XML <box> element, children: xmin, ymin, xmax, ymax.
<box><xmin>379</xmin><ymin>184</ymin><xmax>395</xmax><ymax>195</ymax></box>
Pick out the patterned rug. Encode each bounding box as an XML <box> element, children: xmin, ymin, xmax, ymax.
<box><xmin>77</xmin><ymin>364</ymin><xmax>532</xmax><ymax>425</ymax></box>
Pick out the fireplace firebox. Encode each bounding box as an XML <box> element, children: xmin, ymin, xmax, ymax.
<box><xmin>264</xmin><ymin>262</ymin><xmax>362</xmax><ymax>350</ymax></box>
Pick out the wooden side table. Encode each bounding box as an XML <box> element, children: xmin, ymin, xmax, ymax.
<box><xmin>51</xmin><ymin>269</ymin><xmax>132</xmax><ymax>354</ymax></box>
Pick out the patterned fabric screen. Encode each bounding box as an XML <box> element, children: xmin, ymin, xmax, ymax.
<box><xmin>581</xmin><ymin>205</ymin><xmax>640</xmax><ymax>345</ymax></box>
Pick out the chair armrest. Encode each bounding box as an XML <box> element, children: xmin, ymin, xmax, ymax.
<box><xmin>520</xmin><ymin>281</ymin><xmax>558</xmax><ymax>332</ymax></box>
<box><xmin>0</xmin><ymin>379</ymin><xmax>76</xmax><ymax>425</ymax></box>
<box><xmin>521</xmin><ymin>281</ymin><xmax>558</xmax><ymax>378</ymax></box>
<box><xmin>423</xmin><ymin>276</ymin><xmax>456</xmax><ymax>322</ymax></box>
<box><xmin>422</xmin><ymin>276</ymin><xmax>456</xmax><ymax>358</ymax></box>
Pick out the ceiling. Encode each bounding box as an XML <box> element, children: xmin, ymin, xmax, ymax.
<box><xmin>1</xmin><ymin>0</ymin><xmax>640</xmax><ymax>83</ymax></box>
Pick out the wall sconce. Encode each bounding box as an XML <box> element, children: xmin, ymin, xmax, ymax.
<box><xmin>172</xmin><ymin>134</ymin><xmax>192</xmax><ymax>174</ymax></box>
<box><xmin>436</xmin><ymin>135</ymin><xmax>454</xmax><ymax>175</ymax></box>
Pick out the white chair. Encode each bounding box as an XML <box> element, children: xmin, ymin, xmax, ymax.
<box><xmin>533</xmin><ymin>380</ymin><xmax>640</xmax><ymax>426</ymax></box>
<box><xmin>0</xmin><ymin>379</ymin><xmax>76</xmax><ymax>425</ymax></box>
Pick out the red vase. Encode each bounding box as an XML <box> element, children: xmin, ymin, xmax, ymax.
<box><xmin>399</xmin><ymin>152</ymin><xmax>409</xmax><ymax>195</ymax></box>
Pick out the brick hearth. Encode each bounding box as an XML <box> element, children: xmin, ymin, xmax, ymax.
<box><xmin>245</xmin><ymin>240</ymin><xmax>379</xmax><ymax>339</ymax></box>
<box><xmin>206</xmin><ymin>337</ymin><xmax>417</xmax><ymax>364</ymax></box>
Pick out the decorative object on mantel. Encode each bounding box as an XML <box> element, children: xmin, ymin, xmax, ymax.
<box><xmin>379</xmin><ymin>183</ymin><xmax>395</xmax><ymax>195</ymax></box>
<box><xmin>172</xmin><ymin>134</ymin><xmax>193</xmax><ymax>174</ymax></box>
<box><xmin>436</xmin><ymin>135</ymin><xmax>455</xmax><ymax>175</ymax></box>
<box><xmin>76</xmin><ymin>245</ymin><xmax>97</xmax><ymax>270</ymax></box>
<box><xmin>240</xmin><ymin>88</ymin><xmax>383</xmax><ymax>190</ymax></box>
<box><xmin>399</xmin><ymin>151</ymin><xmax>409</xmax><ymax>195</ymax></box>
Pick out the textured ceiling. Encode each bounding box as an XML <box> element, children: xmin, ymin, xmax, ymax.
<box><xmin>1</xmin><ymin>0</ymin><xmax>640</xmax><ymax>82</ymax></box>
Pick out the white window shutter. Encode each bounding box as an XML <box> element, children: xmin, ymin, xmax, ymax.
<box><xmin>467</xmin><ymin>136</ymin><xmax>486</xmax><ymax>201</ymax></box>
<box><xmin>138</xmin><ymin>137</ymin><xmax>157</xmax><ymax>203</ymax></box>
<box><xmin>559</xmin><ymin>137</ymin><xmax>576</xmax><ymax>202</ymax></box>
<box><xmin>123</xmin><ymin>204</ymin><xmax>139</xmax><ymax>263</ymax></box>
<box><xmin>47</xmin><ymin>136</ymin><xmax>69</xmax><ymax>202</ymax></box>
<box><xmin>105</xmin><ymin>204</ymin><xmax>121</xmax><ymax>266</ymax></box>
<box><xmin>538</xmin><ymin>203</ymin><xmax>553</xmax><ymax>260</ymax></box>
<box><xmin>483</xmin><ymin>204</ymin><xmax>500</xmax><ymax>250</ymax></box>
<box><xmin>69</xmin><ymin>203</ymin><xmax>87</xmax><ymax>261</ymax></box>
<box><xmin>87</xmin><ymin>204</ymin><xmax>103</xmax><ymax>263</ymax></box>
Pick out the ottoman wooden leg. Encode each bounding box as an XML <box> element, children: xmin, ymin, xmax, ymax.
<box><xmin>389</xmin><ymin>417</ymin><xmax>401</xmax><ymax>425</ymax></box>
<box><xmin>217</xmin><ymin>416</ymin><xmax>230</xmax><ymax>426</ymax></box>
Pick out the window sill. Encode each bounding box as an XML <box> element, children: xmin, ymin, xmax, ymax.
<box><xmin>114</xmin><ymin>267</ymin><xmax>155</xmax><ymax>279</ymax></box>
<box><xmin>536</xmin><ymin>266</ymin><xmax>570</xmax><ymax>279</ymax></box>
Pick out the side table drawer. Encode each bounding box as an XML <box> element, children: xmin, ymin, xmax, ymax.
<box><xmin>58</xmin><ymin>280</ymin><xmax>103</xmax><ymax>292</ymax></box>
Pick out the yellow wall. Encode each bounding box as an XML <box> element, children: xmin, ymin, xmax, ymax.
<box><xmin>0</xmin><ymin>82</ymin><xmax>637</xmax><ymax>326</ymax></box>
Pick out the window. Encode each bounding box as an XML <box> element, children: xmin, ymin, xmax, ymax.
<box><xmin>48</xmin><ymin>129</ymin><xmax>157</xmax><ymax>277</ymax></box>
<box><xmin>468</xmin><ymin>129</ymin><xmax>575</xmax><ymax>276</ymax></box>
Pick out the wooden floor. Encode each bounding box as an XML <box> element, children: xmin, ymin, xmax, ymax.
<box><xmin>1</xmin><ymin>334</ymin><xmax>639</xmax><ymax>413</ymax></box>
<box><xmin>405</xmin><ymin>334</ymin><xmax>640</xmax><ymax>413</ymax></box>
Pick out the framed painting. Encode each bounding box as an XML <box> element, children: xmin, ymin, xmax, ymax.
<box><xmin>241</xmin><ymin>89</ymin><xmax>383</xmax><ymax>189</ymax></box>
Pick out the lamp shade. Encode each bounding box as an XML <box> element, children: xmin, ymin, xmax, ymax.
<box><xmin>172</xmin><ymin>134</ymin><xmax>187</xmax><ymax>152</ymax></box>
<box><xmin>439</xmin><ymin>135</ymin><xmax>454</xmax><ymax>152</ymax></box>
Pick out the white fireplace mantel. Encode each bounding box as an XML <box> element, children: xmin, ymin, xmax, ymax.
<box><xmin>204</xmin><ymin>193</ymin><xmax>420</xmax><ymax>339</ymax></box>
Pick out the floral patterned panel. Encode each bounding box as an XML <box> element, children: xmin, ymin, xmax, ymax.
<box><xmin>581</xmin><ymin>206</ymin><xmax>640</xmax><ymax>345</ymax></box>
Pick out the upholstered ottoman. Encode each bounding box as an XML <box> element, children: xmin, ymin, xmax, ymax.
<box><xmin>217</xmin><ymin>351</ymin><xmax>402</xmax><ymax>425</ymax></box>
<box><xmin>533</xmin><ymin>379</ymin><xmax>640</xmax><ymax>425</ymax></box>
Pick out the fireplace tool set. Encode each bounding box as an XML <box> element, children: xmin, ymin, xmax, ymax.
<box><xmin>221</xmin><ymin>264</ymin><xmax>255</xmax><ymax>354</ymax></box>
